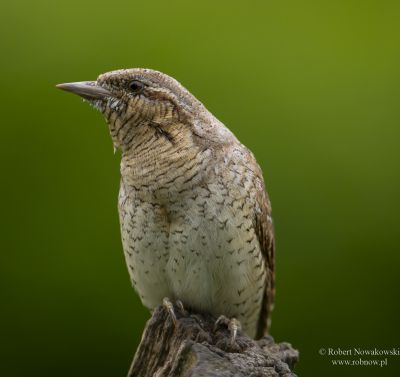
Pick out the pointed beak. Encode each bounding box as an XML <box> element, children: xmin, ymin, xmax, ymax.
<box><xmin>56</xmin><ymin>81</ymin><xmax>112</xmax><ymax>100</ymax></box>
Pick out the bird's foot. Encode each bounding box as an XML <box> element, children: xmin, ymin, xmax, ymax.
<box><xmin>214</xmin><ymin>315</ymin><xmax>242</xmax><ymax>346</ymax></box>
<box><xmin>162</xmin><ymin>298</ymin><xmax>188</xmax><ymax>326</ymax></box>
<box><xmin>163</xmin><ymin>297</ymin><xmax>177</xmax><ymax>325</ymax></box>
<box><xmin>176</xmin><ymin>300</ymin><xmax>188</xmax><ymax>316</ymax></box>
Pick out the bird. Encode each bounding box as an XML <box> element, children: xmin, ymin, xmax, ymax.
<box><xmin>57</xmin><ymin>68</ymin><xmax>275</xmax><ymax>339</ymax></box>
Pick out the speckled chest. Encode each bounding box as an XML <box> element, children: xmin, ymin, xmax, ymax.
<box><xmin>118</xmin><ymin>165</ymin><xmax>267</xmax><ymax>337</ymax></box>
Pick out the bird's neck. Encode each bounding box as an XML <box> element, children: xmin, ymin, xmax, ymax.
<box><xmin>119</xmin><ymin>125</ymin><xmax>212</xmax><ymax>200</ymax></box>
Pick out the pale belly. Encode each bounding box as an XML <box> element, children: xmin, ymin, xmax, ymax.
<box><xmin>119</xmin><ymin>184</ymin><xmax>266</xmax><ymax>337</ymax></box>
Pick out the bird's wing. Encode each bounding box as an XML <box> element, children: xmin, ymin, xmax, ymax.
<box><xmin>253</xmin><ymin>166</ymin><xmax>275</xmax><ymax>339</ymax></box>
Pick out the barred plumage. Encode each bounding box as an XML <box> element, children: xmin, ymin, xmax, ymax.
<box><xmin>57</xmin><ymin>68</ymin><xmax>275</xmax><ymax>338</ymax></box>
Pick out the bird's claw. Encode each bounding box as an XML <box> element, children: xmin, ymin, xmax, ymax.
<box><xmin>162</xmin><ymin>298</ymin><xmax>188</xmax><ymax>326</ymax></box>
<box><xmin>163</xmin><ymin>297</ymin><xmax>177</xmax><ymax>325</ymax></box>
<box><xmin>214</xmin><ymin>315</ymin><xmax>242</xmax><ymax>346</ymax></box>
<box><xmin>176</xmin><ymin>300</ymin><xmax>188</xmax><ymax>316</ymax></box>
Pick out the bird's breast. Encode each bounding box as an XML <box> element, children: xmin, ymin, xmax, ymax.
<box><xmin>118</xmin><ymin>176</ymin><xmax>266</xmax><ymax>337</ymax></box>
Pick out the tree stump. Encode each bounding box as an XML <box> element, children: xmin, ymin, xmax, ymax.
<box><xmin>128</xmin><ymin>304</ymin><xmax>299</xmax><ymax>376</ymax></box>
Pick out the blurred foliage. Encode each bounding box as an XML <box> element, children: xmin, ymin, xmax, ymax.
<box><xmin>1</xmin><ymin>1</ymin><xmax>399</xmax><ymax>376</ymax></box>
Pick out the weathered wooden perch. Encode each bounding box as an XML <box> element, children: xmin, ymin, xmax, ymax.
<box><xmin>128</xmin><ymin>304</ymin><xmax>299</xmax><ymax>377</ymax></box>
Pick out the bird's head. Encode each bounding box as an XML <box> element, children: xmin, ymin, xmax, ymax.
<box><xmin>57</xmin><ymin>68</ymin><xmax>229</xmax><ymax>154</ymax></box>
<box><xmin>57</xmin><ymin>68</ymin><xmax>237</xmax><ymax>191</ymax></box>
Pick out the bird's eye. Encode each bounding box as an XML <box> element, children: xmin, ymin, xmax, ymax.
<box><xmin>129</xmin><ymin>80</ymin><xmax>144</xmax><ymax>94</ymax></box>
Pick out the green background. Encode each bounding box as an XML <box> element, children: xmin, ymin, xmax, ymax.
<box><xmin>1</xmin><ymin>1</ymin><xmax>399</xmax><ymax>376</ymax></box>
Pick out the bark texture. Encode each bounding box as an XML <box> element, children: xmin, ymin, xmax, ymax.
<box><xmin>128</xmin><ymin>304</ymin><xmax>299</xmax><ymax>377</ymax></box>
